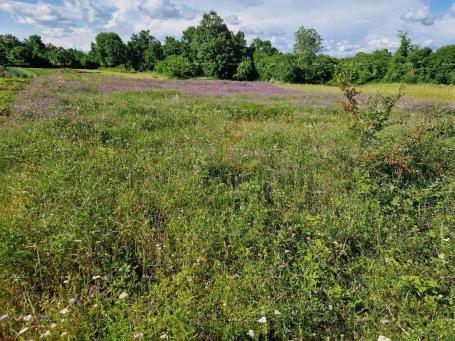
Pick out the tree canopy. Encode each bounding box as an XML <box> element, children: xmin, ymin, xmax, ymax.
<box><xmin>1</xmin><ymin>12</ymin><xmax>454</xmax><ymax>85</ymax></box>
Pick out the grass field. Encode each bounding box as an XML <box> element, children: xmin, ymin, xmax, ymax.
<box><xmin>283</xmin><ymin>82</ymin><xmax>455</xmax><ymax>104</ymax></box>
<box><xmin>0</xmin><ymin>70</ymin><xmax>454</xmax><ymax>340</ymax></box>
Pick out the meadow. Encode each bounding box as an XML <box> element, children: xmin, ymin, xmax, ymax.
<box><xmin>0</xmin><ymin>70</ymin><xmax>454</xmax><ymax>340</ymax></box>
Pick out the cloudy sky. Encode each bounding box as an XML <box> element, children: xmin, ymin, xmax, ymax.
<box><xmin>0</xmin><ymin>0</ymin><xmax>455</xmax><ymax>56</ymax></box>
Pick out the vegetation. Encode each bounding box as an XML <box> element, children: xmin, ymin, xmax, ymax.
<box><xmin>2</xmin><ymin>12</ymin><xmax>455</xmax><ymax>85</ymax></box>
<box><xmin>0</xmin><ymin>68</ymin><xmax>454</xmax><ymax>340</ymax></box>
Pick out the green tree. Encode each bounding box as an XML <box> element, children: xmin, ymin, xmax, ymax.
<box><xmin>162</xmin><ymin>36</ymin><xmax>183</xmax><ymax>57</ymax></box>
<box><xmin>24</xmin><ymin>35</ymin><xmax>49</xmax><ymax>67</ymax></box>
<box><xmin>92</xmin><ymin>32</ymin><xmax>127</xmax><ymax>67</ymax></box>
<box><xmin>0</xmin><ymin>34</ymin><xmax>21</xmax><ymax>65</ymax></box>
<box><xmin>143</xmin><ymin>39</ymin><xmax>163</xmax><ymax>70</ymax></box>
<box><xmin>428</xmin><ymin>45</ymin><xmax>455</xmax><ymax>84</ymax></box>
<box><xmin>47</xmin><ymin>46</ymin><xmax>75</xmax><ymax>67</ymax></box>
<box><xmin>385</xmin><ymin>32</ymin><xmax>415</xmax><ymax>82</ymax></box>
<box><xmin>181</xmin><ymin>11</ymin><xmax>246</xmax><ymax>79</ymax></box>
<box><xmin>7</xmin><ymin>45</ymin><xmax>29</xmax><ymax>66</ymax></box>
<box><xmin>127</xmin><ymin>30</ymin><xmax>162</xmax><ymax>70</ymax></box>
<box><xmin>250</xmin><ymin>38</ymin><xmax>278</xmax><ymax>56</ymax></box>
<box><xmin>233</xmin><ymin>58</ymin><xmax>257</xmax><ymax>81</ymax></box>
<box><xmin>293</xmin><ymin>26</ymin><xmax>323</xmax><ymax>56</ymax></box>
<box><xmin>155</xmin><ymin>55</ymin><xmax>196</xmax><ymax>79</ymax></box>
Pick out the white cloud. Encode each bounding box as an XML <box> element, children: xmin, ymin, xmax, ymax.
<box><xmin>401</xmin><ymin>6</ymin><xmax>441</xmax><ymax>26</ymax></box>
<box><xmin>225</xmin><ymin>15</ymin><xmax>240</xmax><ymax>26</ymax></box>
<box><xmin>1</xmin><ymin>0</ymin><xmax>455</xmax><ymax>54</ymax></box>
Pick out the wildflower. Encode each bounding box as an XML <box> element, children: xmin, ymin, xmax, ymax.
<box><xmin>378</xmin><ymin>336</ymin><xmax>391</xmax><ymax>341</ymax></box>
<box><xmin>40</xmin><ymin>330</ymin><xmax>51</xmax><ymax>338</ymax></box>
<box><xmin>60</xmin><ymin>307</ymin><xmax>70</xmax><ymax>315</ymax></box>
<box><xmin>273</xmin><ymin>310</ymin><xmax>281</xmax><ymax>315</ymax></box>
<box><xmin>328</xmin><ymin>304</ymin><xmax>333</xmax><ymax>311</ymax></box>
<box><xmin>119</xmin><ymin>292</ymin><xmax>129</xmax><ymax>300</ymax></box>
<box><xmin>443</xmin><ymin>238</ymin><xmax>450</xmax><ymax>242</ymax></box>
<box><xmin>51</xmin><ymin>323</ymin><xmax>58</xmax><ymax>329</ymax></box>
<box><xmin>18</xmin><ymin>327</ymin><xmax>29</xmax><ymax>336</ymax></box>
<box><xmin>0</xmin><ymin>314</ymin><xmax>9</xmax><ymax>321</ymax></box>
<box><xmin>438</xmin><ymin>253</ymin><xmax>445</xmax><ymax>260</ymax></box>
<box><xmin>61</xmin><ymin>332</ymin><xmax>68</xmax><ymax>337</ymax></box>
<box><xmin>160</xmin><ymin>333</ymin><xmax>168</xmax><ymax>339</ymax></box>
<box><xmin>133</xmin><ymin>332</ymin><xmax>144</xmax><ymax>339</ymax></box>
<box><xmin>23</xmin><ymin>314</ymin><xmax>33</xmax><ymax>321</ymax></box>
<box><xmin>247</xmin><ymin>330</ymin><xmax>255</xmax><ymax>338</ymax></box>
<box><xmin>257</xmin><ymin>316</ymin><xmax>267</xmax><ymax>324</ymax></box>
<box><xmin>380</xmin><ymin>319</ymin><xmax>390</xmax><ymax>324</ymax></box>
<box><xmin>92</xmin><ymin>275</ymin><xmax>101</xmax><ymax>280</ymax></box>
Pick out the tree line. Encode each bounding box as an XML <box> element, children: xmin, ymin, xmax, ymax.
<box><xmin>2</xmin><ymin>10</ymin><xmax>455</xmax><ymax>85</ymax></box>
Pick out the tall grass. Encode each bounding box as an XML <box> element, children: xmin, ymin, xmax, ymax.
<box><xmin>0</xmin><ymin>71</ymin><xmax>454</xmax><ymax>340</ymax></box>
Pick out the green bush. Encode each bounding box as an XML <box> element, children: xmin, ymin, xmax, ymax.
<box><xmin>155</xmin><ymin>55</ymin><xmax>196</xmax><ymax>79</ymax></box>
<box><xmin>254</xmin><ymin>52</ymin><xmax>301</xmax><ymax>83</ymax></box>
<box><xmin>233</xmin><ymin>58</ymin><xmax>257</xmax><ymax>81</ymax></box>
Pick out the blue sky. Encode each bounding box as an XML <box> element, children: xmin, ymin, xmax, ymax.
<box><xmin>1</xmin><ymin>0</ymin><xmax>455</xmax><ymax>56</ymax></box>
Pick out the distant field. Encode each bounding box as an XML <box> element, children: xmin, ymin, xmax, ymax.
<box><xmin>0</xmin><ymin>70</ymin><xmax>454</xmax><ymax>340</ymax></box>
<box><xmin>282</xmin><ymin>82</ymin><xmax>455</xmax><ymax>103</ymax></box>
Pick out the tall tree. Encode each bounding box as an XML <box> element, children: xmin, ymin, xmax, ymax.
<box><xmin>293</xmin><ymin>26</ymin><xmax>323</xmax><ymax>56</ymax></box>
<box><xmin>24</xmin><ymin>35</ymin><xmax>48</xmax><ymax>67</ymax></box>
<box><xmin>250</xmin><ymin>38</ymin><xmax>278</xmax><ymax>56</ymax></box>
<box><xmin>143</xmin><ymin>39</ymin><xmax>163</xmax><ymax>70</ymax></box>
<box><xmin>92</xmin><ymin>32</ymin><xmax>127</xmax><ymax>67</ymax></box>
<box><xmin>181</xmin><ymin>10</ymin><xmax>246</xmax><ymax>79</ymax></box>
<box><xmin>162</xmin><ymin>36</ymin><xmax>183</xmax><ymax>58</ymax></box>
<box><xmin>127</xmin><ymin>30</ymin><xmax>162</xmax><ymax>71</ymax></box>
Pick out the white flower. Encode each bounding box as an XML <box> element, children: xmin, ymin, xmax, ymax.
<box><xmin>378</xmin><ymin>336</ymin><xmax>391</xmax><ymax>341</ymax></box>
<box><xmin>119</xmin><ymin>292</ymin><xmax>129</xmax><ymax>300</ymax></box>
<box><xmin>0</xmin><ymin>314</ymin><xmax>9</xmax><ymax>321</ymax></box>
<box><xmin>61</xmin><ymin>332</ymin><xmax>68</xmax><ymax>337</ymax></box>
<box><xmin>438</xmin><ymin>253</ymin><xmax>445</xmax><ymax>260</ymax></box>
<box><xmin>160</xmin><ymin>333</ymin><xmax>168</xmax><ymax>339</ymax></box>
<box><xmin>443</xmin><ymin>238</ymin><xmax>450</xmax><ymax>242</ymax></box>
<box><xmin>133</xmin><ymin>332</ymin><xmax>144</xmax><ymax>339</ymax></box>
<box><xmin>18</xmin><ymin>327</ymin><xmax>29</xmax><ymax>335</ymax></box>
<box><xmin>51</xmin><ymin>323</ymin><xmax>58</xmax><ymax>329</ymax></box>
<box><xmin>247</xmin><ymin>330</ymin><xmax>255</xmax><ymax>338</ymax></box>
<box><xmin>257</xmin><ymin>316</ymin><xmax>267</xmax><ymax>324</ymax></box>
<box><xmin>92</xmin><ymin>275</ymin><xmax>101</xmax><ymax>280</ymax></box>
<box><xmin>380</xmin><ymin>319</ymin><xmax>390</xmax><ymax>324</ymax></box>
<box><xmin>23</xmin><ymin>314</ymin><xmax>33</xmax><ymax>322</ymax></box>
<box><xmin>40</xmin><ymin>330</ymin><xmax>51</xmax><ymax>338</ymax></box>
<box><xmin>328</xmin><ymin>304</ymin><xmax>333</xmax><ymax>311</ymax></box>
<box><xmin>273</xmin><ymin>310</ymin><xmax>281</xmax><ymax>315</ymax></box>
<box><xmin>60</xmin><ymin>307</ymin><xmax>70</xmax><ymax>315</ymax></box>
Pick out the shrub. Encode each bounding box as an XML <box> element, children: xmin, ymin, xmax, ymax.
<box><xmin>254</xmin><ymin>52</ymin><xmax>301</xmax><ymax>83</ymax></box>
<box><xmin>155</xmin><ymin>55</ymin><xmax>196</xmax><ymax>79</ymax></box>
<box><xmin>233</xmin><ymin>58</ymin><xmax>257</xmax><ymax>81</ymax></box>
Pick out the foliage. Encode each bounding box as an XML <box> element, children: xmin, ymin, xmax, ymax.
<box><xmin>180</xmin><ymin>11</ymin><xmax>246</xmax><ymax>79</ymax></box>
<box><xmin>249</xmin><ymin>38</ymin><xmax>278</xmax><ymax>56</ymax></box>
<box><xmin>428</xmin><ymin>45</ymin><xmax>455</xmax><ymax>84</ymax></box>
<box><xmin>255</xmin><ymin>52</ymin><xmax>301</xmax><ymax>83</ymax></box>
<box><xmin>155</xmin><ymin>55</ymin><xmax>196</xmax><ymax>79</ymax></box>
<box><xmin>127</xmin><ymin>30</ymin><xmax>162</xmax><ymax>71</ymax></box>
<box><xmin>92</xmin><ymin>32</ymin><xmax>128</xmax><ymax>68</ymax></box>
<box><xmin>162</xmin><ymin>36</ymin><xmax>183</xmax><ymax>58</ymax></box>
<box><xmin>293</xmin><ymin>26</ymin><xmax>323</xmax><ymax>56</ymax></box>
<box><xmin>233</xmin><ymin>58</ymin><xmax>257</xmax><ymax>81</ymax></box>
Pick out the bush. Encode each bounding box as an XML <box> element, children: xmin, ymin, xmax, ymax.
<box><xmin>254</xmin><ymin>52</ymin><xmax>301</xmax><ymax>83</ymax></box>
<box><xmin>233</xmin><ymin>58</ymin><xmax>257</xmax><ymax>81</ymax></box>
<box><xmin>155</xmin><ymin>55</ymin><xmax>196</xmax><ymax>79</ymax></box>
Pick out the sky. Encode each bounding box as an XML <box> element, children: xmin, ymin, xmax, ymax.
<box><xmin>0</xmin><ymin>0</ymin><xmax>455</xmax><ymax>56</ymax></box>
